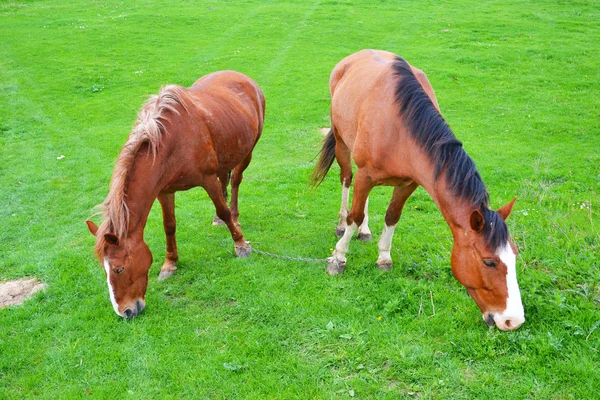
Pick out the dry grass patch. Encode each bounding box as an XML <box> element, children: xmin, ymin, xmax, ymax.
<box><xmin>0</xmin><ymin>278</ymin><xmax>46</xmax><ymax>309</ymax></box>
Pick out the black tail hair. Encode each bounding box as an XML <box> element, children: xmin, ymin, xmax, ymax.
<box><xmin>311</xmin><ymin>128</ymin><xmax>336</xmax><ymax>187</ymax></box>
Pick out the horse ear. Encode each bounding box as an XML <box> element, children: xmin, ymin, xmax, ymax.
<box><xmin>104</xmin><ymin>233</ymin><xmax>120</xmax><ymax>246</ymax></box>
<box><xmin>497</xmin><ymin>197</ymin><xmax>517</xmax><ymax>221</ymax></box>
<box><xmin>470</xmin><ymin>210</ymin><xmax>485</xmax><ymax>232</ymax></box>
<box><xmin>86</xmin><ymin>220</ymin><xmax>99</xmax><ymax>236</ymax></box>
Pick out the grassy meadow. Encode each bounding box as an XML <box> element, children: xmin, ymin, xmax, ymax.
<box><xmin>1</xmin><ymin>0</ymin><xmax>599</xmax><ymax>398</ymax></box>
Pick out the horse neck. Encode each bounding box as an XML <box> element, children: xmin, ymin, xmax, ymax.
<box><xmin>121</xmin><ymin>149</ymin><xmax>166</xmax><ymax>239</ymax></box>
<box><xmin>419</xmin><ymin>175</ymin><xmax>475</xmax><ymax>242</ymax></box>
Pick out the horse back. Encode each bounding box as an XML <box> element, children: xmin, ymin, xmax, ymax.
<box><xmin>190</xmin><ymin>70</ymin><xmax>265</xmax><ymax>137</ymax></box>
<box><xmin>329</xmin><ymin>50</ymin><xmax>402</xmax><ymax>164</ymax></box>
<box><xmin>184</xmin><ymin>71</ymin><xmax>265</xmax><ymax>170</ymax></box>
<box><xmin>329</xmin><ymin>50</ymin><xmax>438</xmax><ymax>180</ymax></box>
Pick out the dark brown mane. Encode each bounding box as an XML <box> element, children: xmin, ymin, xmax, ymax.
<box><xmin>392</xmin><ymin>57</ymin><xmax>508</xmax><ymax>250</ymax></box>
<box><xmin>94</xmin><ymin>85</ymin><xmax>188</xmax><ymax>257</ymax></box>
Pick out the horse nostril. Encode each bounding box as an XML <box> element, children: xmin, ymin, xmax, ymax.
<box><xmin>505</xmin><ymin>319</ymin><xmax>512</xmax><ymax>329</ymax></box>
<box><xmin>124</xmin><ymin>308</ymin><xmax>133</xmax><ymax>319</ymax></box>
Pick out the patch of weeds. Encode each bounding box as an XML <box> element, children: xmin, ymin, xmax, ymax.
<box><xmin>223</xmin><ymin>361</ymin><xmax>249</xmax><ymax>372</ymax></box>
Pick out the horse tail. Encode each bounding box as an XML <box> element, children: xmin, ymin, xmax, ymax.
<box><xmin>311</xmin><ymin>128</ymin><xmax>336</xmax><ymax>187</ymax></box>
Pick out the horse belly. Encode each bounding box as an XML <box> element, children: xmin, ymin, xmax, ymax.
<box><xmin>211</xmin><ymin>125</ymin><xmax>257</xmax><ymax>170</ymax></box>
<box><xmin>371</xmin><ymin>174</ymin><xmax>414</xmax><ymax>187</ymax></box>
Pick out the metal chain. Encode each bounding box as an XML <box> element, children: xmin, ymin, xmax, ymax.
<box><xmin>250</xmin><ymin>245</ymin><xmax>329</xmax><ymax>263</ymax></box>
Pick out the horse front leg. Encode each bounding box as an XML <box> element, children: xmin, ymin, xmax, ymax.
<box><xmin>157</xmin><ymin>192</ymin><xmax>179</xmax><ymax>280</ymax></box>
<box><xmin>376</xmin><ymin>182</ymin><xmax>418</xmax><ymax>271</ymax></box>
<box><xmin>327</xmin><ymin>170</ymin><xmax>373</xmax><ymax>275</ymax></box>
<box><xmin>204</xmin><ymin>175</ymin><xmax>251</xmax><ymax>257</ymax></box>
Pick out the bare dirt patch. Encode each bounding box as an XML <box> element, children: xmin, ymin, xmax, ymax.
<box><xmin>319</xmin><ymin>127</ymin><xmax>331</xmax><ymax>136</ymax></box>
<box><xmin>0</xmin><ymin>278</ymin><xmax>46</xmax><ymax>309</ymax></box>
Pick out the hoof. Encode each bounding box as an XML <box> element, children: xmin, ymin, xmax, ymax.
<box><xmin>376</xmin><ymin>259</ymin><xmax>393</xmax><ymax>271</ymax></box>
<box><xmin>235</xmin><ymin>244</ymin><xmax>252</xmax><ymax>258</ymax></box>
<box><xmin>326</xmin><ymin>259</ymin><xmax>346</xmax><ymax>275</ymax></box>
<box><xmin>357</xmin><ymin>232</ymin><xmax>372</xmax><ymax>242</ymax></box>
<box><xmin>158</xmin><ymin>269</ymin><xmax>176</xmax><ymax>280</ymax></box>
<box><xmin>335</xmin><ymin>227</ymin><xmax>345</xmax><ymax>238</ymax></box>
<box><xmin>212</xmin><ymin>215</ymin><xmax>226</xmax><ymax>226</ymax></box>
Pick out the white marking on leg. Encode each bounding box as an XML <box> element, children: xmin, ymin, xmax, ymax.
<box><xmin>377</xmin><ymin>224</ymin><xmax>396</xmax><ymax>264</ymax></box>
<box><xmin>358</xmin><ymin>197</ymin><xmax>371</xmax><ymax>236</ymax></box>
<box><xmin>103</xmin><ymin>258</ymin><xmax>123</xmax><ymax>317</ymax></box>
<box><xmin>339</xmin><ymin>181</ymin><xmax>350</xmax><ymax>221</ymax></box>
<box><xmin>494</xmin><ymin>242</ymin><xmax>524</xmax><ymax>330</ymax></box>
<box><xmin>331</xmin><ymin>222</ymin><xmax>357</xmax><ymax>262</ymax></box>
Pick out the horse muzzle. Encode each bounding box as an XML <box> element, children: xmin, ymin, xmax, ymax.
<box><xmin>483</xmin><ymin>312</ymin><xmax>525</xmax><ymax>331</ymax></box>
<box><xmin>123</xmin><ymin>299</ymin><xmax>146</xmax><ymax>319</ymax></box>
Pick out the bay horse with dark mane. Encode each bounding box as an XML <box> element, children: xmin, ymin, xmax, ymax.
<box><xmin>313</xmin><ymin>50</ymin><xmax>524</xmax><ymax>330</ymax></box>
<box><xmin>86</xmin><ymin>71</ymin><xmax>265</xmax><ymax>318</ymax></box>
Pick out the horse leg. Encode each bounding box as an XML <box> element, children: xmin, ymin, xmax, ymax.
<box><xmin>327</xmin><ymin>169</ymin><xmax>373</xmax><ymax>275</ymax></box>
<box><xmin>376</xmin><ymin>182</ymin><xmax>418</xmax><ymax>271</ymax></box>
<box><xmin>212</xmin><ymin>171</ymin><xmax>230</xmax><ymax>226</ymax></box>
<box><xmin>157</xmin><ymin>193</ymin><xmax>179</xmax><ymax>280</ymax></box>
<box><xmin>357</xmin><ymin>197</ymin><xmax>372</xmax><ymax>242</ymax></box>
<box><xmin>335</xmin><ymin>139</ymin><xmax>353</xmax><ymax>238</ymax></box>
<box><xmin>334</xmin><ymin>135</ymin><xmax>370</xmax><ymax>240</ymax></box>
<box><xmin>229</xmin><ymin>153</ymin><xmax>252</xmax><ymax>227</ymax></box>
<box><xmin>204</xmin><ymin>175</ymin><xmax>251</xmax><ymax>257</ymax></box>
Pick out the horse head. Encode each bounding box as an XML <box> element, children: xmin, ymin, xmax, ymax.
<box><xmin>450</xmin><ymin>198</ymin><xmax>524</xmax><ymax>330</ymax></box>
<box><xmin>86</xmin><ymin>220</ymin><xmax>152</xmax><ymax>319</ymax></box>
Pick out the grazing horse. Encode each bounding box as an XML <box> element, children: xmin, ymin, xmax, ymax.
<box><xmin>313</xmin><ymin>50</ymin><xmax>524</xmax><ymax>331</ymax></box>
<box><xmin>86</xmin><ymin>71</ymin><xmax>265</xmax><ymax>318</ymax></box>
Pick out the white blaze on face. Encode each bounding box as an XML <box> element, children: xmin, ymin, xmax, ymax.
<box><xmin>103</xmin><ymin>258</ymin><xmax>123</xmax><ymax>317</ymax></box>
<box><xmin>494</xmin><ymin>242</ymin><xmax>525</xmax><ymax>330</ymax></box>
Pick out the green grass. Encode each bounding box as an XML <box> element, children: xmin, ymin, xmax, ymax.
<box><xmin>1</xmin><ymin>0</ymin><xmax>599</xmax><ymax>398</ymax></box>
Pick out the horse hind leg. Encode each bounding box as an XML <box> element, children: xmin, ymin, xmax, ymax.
<box><xmin>376</xmin><ymin>182</ymin><xmax>418</xmax><ymax>271</ymax></box>
<box><xmin>335</xmin><ymin>138</ymin><xmax>353</xmax><ymax>238</ymax></box>
<box><xmin>204</xmin><ymin>174</ymin><xmax>251</xmax><ymax>257</ymax></box>
<box><xmin>328</xmin><ymin>169</ymin><xmax>373</xmax><ymax>275</ymax></box>
<box><xmin>212</xmin><ymin>171</ymin><xmax>231</xmax><ymax>226</ymax></box>
<box><xmin>357</xmin><ymin>197</ymin><xmax>372</xmax><ymax>242</ymax></box>
<box><xmin>157</xmin><ymin>192</ymin><xmax>179</xmax><ymax>280</ymax></box>
<box><xmin>335</xmin><ymin>140</ymin><xmax>371</xmax><ymax>241</ymax></box>
<box><xmin>229</xmin><ymin>152</ymin><xmax>253</xmax><ymax>227</ymax></box>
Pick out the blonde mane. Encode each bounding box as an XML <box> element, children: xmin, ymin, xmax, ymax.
<box><xmin>94</xmin><ymin>85</ymin><xmax>188</xmax><ymax>257</ymax></box>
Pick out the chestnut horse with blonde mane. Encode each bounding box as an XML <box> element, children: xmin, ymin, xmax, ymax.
<box><xmin>313</xmin><ymin>50</ymin><xmax>524</xmax><ymax>330</ymax></box>
<box><xmin>86</xmin><ymin>71</ymin><xmax>265</xmax><ymax>318</ymax></box>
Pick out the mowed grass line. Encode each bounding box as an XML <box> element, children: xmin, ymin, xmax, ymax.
<box><xmin>1</xmin><ymin>0</ymin><xmax>599</xmax><ymax>398</ymax></box>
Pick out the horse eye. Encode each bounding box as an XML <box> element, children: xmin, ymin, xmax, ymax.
<box><xmin>483</xmin><ymin>259</ymin><xmax>497</xmax><ymax>268</ymax></box>
<box><xmin>112</xmin><ymin>266</ymin><xmax>125</xmax><ymax>275</ymax></box>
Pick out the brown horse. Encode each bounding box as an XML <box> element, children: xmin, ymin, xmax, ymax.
<box><xmin>86</xmin><ymin>71</ymin><xmax>265</xmax><ymax>318</ymax></box>
<box><xmin>313</xmin><ymin>50</ymin><xmax>524</xmax><ymax>331</ymax></box>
